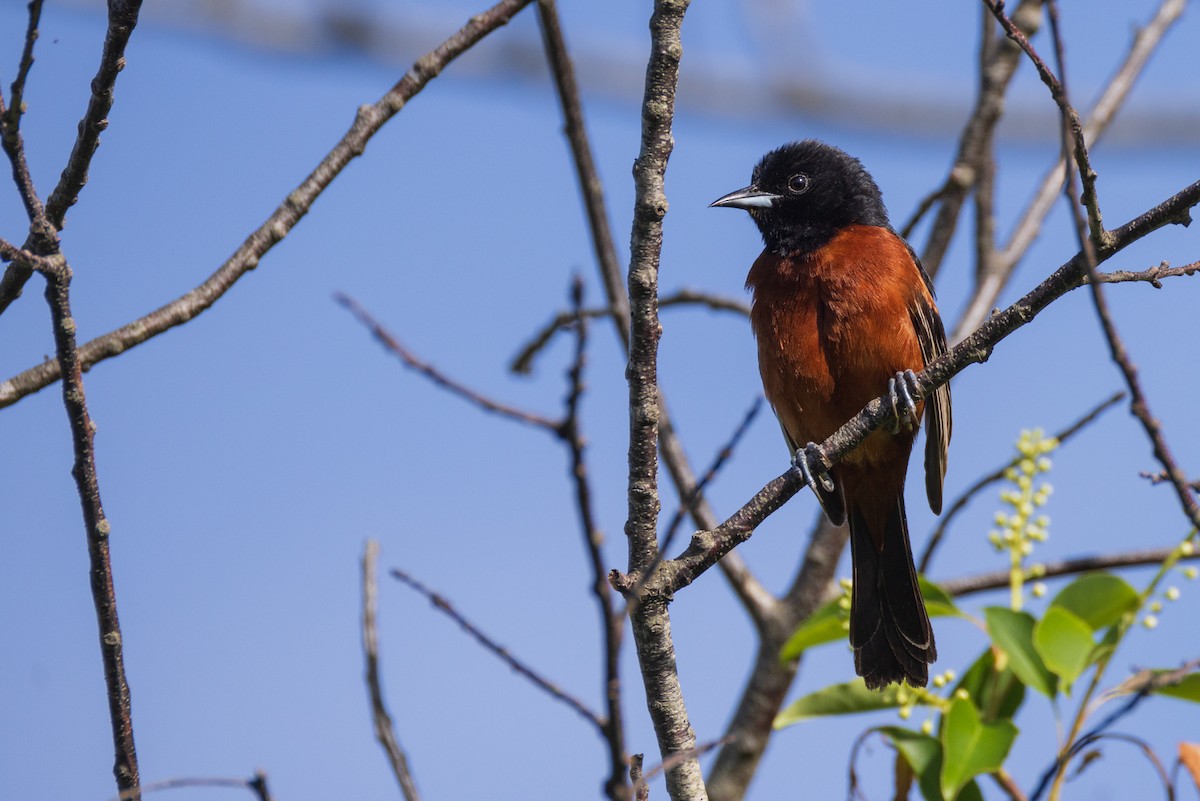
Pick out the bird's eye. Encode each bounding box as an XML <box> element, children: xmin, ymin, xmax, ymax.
<box><xmin>787</xmin><ymin>173</ymin><xmax>810</xmax><ymax>194</ymax></box>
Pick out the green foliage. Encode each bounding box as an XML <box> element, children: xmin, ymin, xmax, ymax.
<box><xmin>940</xmin><ymin>698</ymin><xmax>1017</xmax><ymax>801</ymax></box>
<box><xmin>773</xmin><ymin>426</ymin><xmax>1200</xmax><ymax>801</ymax></box>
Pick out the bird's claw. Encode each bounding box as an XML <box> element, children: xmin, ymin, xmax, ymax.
<box><xmin>792</xmin><ymin>441</ymin><xmax>835</xmax><ymax>494</ymax></box>
<box><xmin>887</xmin><ymin>369</ymin><xmax>921</xmax><ymax>434</ymax></box>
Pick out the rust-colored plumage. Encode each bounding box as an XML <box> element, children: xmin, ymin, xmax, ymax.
<box><xmin>713</xmin><ymin>141</ymin><xmax>951</xmax><ymax>689</ymax></box>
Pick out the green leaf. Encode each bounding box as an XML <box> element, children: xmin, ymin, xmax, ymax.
<box><xmin>1050</xmin><ymin>573</ymin><xmax>1139</xmax><ymax>631</ymax></box>
<box><xmin>985</xmin><ymin>607</ymin><xmax>1058</xmax><ymax>698</ymax></box>
<box><xmin>780</xmin><ymin>576</ymin><xmax>962</xmax><ymax>662</ymax></box>
<box><xmin>1154</xmin><ymin>672</ymin><xmax>1200</xmax><ymax>703</ymax></box>
<box><xmin>956</xmin><ymin>780</ymin><xmax>986</xmax><ymax>801</ymax></box>
<box><xmin>779</xmin><ymin>598</ymin><xmax>845</xmax><ymax>661</ymax></box>
<box><xmin>881</xmin><ymin>727</ymin><xmax>942</xmax><ymax>801</ymax></box>
<box><xmin>939</xmin><ymin>698</ymin><xmax>1018</xmax><ymax>801</ymax></box>
<box><xmin>956</xmin><ymin>648</ymin><xmax>1026</xmax><ymax>723</ymax></box>
<box><xmin>1033</xmin><ymin>606</ymin><xmax>1095</xmax><ymax>688</ymax></box>
<box><xmin>774</xmin><ymin>680</ymin><xmax>904</xmax><ymax>728</ymax></box>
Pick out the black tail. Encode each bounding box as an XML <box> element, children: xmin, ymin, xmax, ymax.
<box><xmin>848</xmin><ymin>493</ymin><xmax>936</xmax><ymax>689</ymax></box>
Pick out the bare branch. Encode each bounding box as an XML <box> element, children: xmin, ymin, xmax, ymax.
<box><xmin>0</xmin><ymin>0</ymin><xmax>51</xmax><ymax>231</ymax></box>
<box><xmin>1140</xmin><ymin>470</ymin><xmax>1200</xmax><ymax>492</ymax></box>
<box><xmin>108</xmin><ymin>773</ymin><xmax>275</xmax><ymax>801</ymax></box>
<box><xmin>940</xmin><ymin>547</ymin><xmax>1200</xmax><ymax>597</ymax></box>
<box><xmin>621</xmin><ymin>3</ymin><xmax>710</xmax><ymax>799</ymax></box>
<box><xmin>1090</xmin><ymin>260</ymin><xmax>1199</xmax><ymax>289</ymax></box>
<box><xmin>40</xmin><ymin>260</ymin><xmax>140</xmax><ymax>798</ymax></box>
<box><xmin>510</xmin><ymin>289</ymin><xmax>749</xmax><ymax>376</ymax></box>
<box><xmin>536</xmin><ymin>0</ymin><xmax>628</xmax><ymax>345</ymax></box>
<box><xmin>335</xmin><ymin>293</ymin><xmax>560</xmax><ymax>431</ymax></box>
<box><xmin>556</xmin><ymin>276</ymin><xmax>630</xmax><ymax>801</ymax></box>
<box><xmin>990</xmin><ymin>769</ymin><xmax>1030</xmax><ymax>801</ymax></box>
<box><xmin>919</xmin><ymin>390</ymin><xmax>1125</xmax><ymax>573</ymax></box>
<box><xmin>0</xmin><ymin>0</ymin><xmax>536</xmax><ymax>407</ymax></box>
<box><xmin>4</xmin><ymin>0</ymin><xmax>44</xmax><ymax>137</ymax></box>
<box><xmin>660</xmin><ymin>397</ymin><xmax>763</xmax><ymax>557</ymax></box>
<box><xmin>362</xmin><ymin>542</ymin><xmax>422</xmax><ymax>801</ymax></box>
<box><xmin>44</xmin><ymin>0</ymin><xmax>145</xmax><ymax>229</ymax></box>
<box><xmin>635</xmin><ymin>736</ymin><xmax>735</xmax><ymax>793</ymax></box>
<box><xmin>390</xmin><ymin>567</ymin><xmax>606</xmax><ymax>733</ymax></box>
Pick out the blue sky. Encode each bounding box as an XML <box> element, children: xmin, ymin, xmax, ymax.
<box><xmin>1</xmin><ymin>1</ymin><xmax>1198</xmax><ymax>799</ymax></box>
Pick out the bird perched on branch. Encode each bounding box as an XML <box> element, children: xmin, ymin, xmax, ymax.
<box><xmin>711</xmin><ymin>140</ymin><xmax>952</xmax><ymax>689</ymax></box>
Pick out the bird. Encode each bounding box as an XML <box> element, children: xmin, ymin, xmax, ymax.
<box><xmin>711</xmin><ymin>140</ymin><xmax>951</xmax><ymax>689</ymax></box>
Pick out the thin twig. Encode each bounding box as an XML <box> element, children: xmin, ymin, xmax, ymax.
<box><xmin>44</xmin><ymin>0</ymin><xmax>145</xmax><ymax>229</ymax></box>
<box><xmin>660</xmin><ymin>397</ymin><xmax>763</xmax><ymax>557</ymax></box>
<box><xmin>1032</xmin><ymin>732</ymin><xmax>1176</xmax><ymax>801</ymax></box>
<box><xmin>39</xmin><ymin>258</ymin><xmax>140</xmax><ymax>798</ymax></box>
<box><xmin>990</xmin><ymin>769</ymin><xmax>1029</xmax><ymax>801</ymax></box>
<box><xmin>940</xmin><ymin>546</ymin><xmax>1200</xmax><ymax>597</ymax></box>
<box><xmin>509</xmin><ymin>289</ymin><xmax>749</xmax><ymax>375</ymax></box>
<box><xmin>0</xmin><ymin>0</ymin><xmax>537</xmax><ymax>404</ymax></box>
<box><xmin>108</xmin><ymin>774</ymin><xmax>275</xmax><ymax>801</ymax></box>
<box><xmin>919</xmin><ymin>390</ymin><xmax>1125</xmax><ymax>573</ymax></box>
<box><xmin>336</xmin><ymin>293</ymin><xmax>561</xmax><ymax>431</ymax></box>
<box><xmin>556</xmin><ymin>276</ymin><xmax>630</xmax><ymax>801</ymax></box>
<box><xmin>4</xmin><ymin>0</ymin><xmax>45</xmax><ymax>137</ymax></box>
<box><xmin>634</xmin><ymin>736</ymin><xmax>734</xmax><ymax>790</ymax></box>
<box><xmin>363</xmin><ymin>541</ymin><xmax>422</xmax><ymax>801</ymax></box>
<box><xmin>0</xmin><ymin>0</ymin><xmax>51</xmax><ymax>230</ymax></box>
<box><xmin>390</xmin><ymin>567</ymin><xmax>606</xmax><ymax>733</ymax></box>
<box><xmin>536</xmin><ymin>0</ymin><xmax>628</xmax><ymax>346</ymax></box>
<box><xmin>1140</xmin><ymin>470</ymin><xmax>1200</xmax><ymax>492</ymax></box>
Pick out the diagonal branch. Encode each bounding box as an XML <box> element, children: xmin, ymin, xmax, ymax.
<box><xmin>362</xmin><ymin>541</ymin><xmax>422</xmax><ymax>801</ymax></box>
<box><xmin>940</xmin><ymin>547</ymin><xmax>1200</xmax><ymax>597</ymax></box>
<box><xmin>0</xmin><ymin>0</ymin><xmax>536</xmax><ymax>407</ymax></box>
<box><xmin>40</xmin><ymin>257</ymin><xmax>141</xmax><ymax>799</ymax></box>
<box><xmin>335</xmin><ymin>293</ymin><xmax>560</xmax><ymax>431</ymax></box>
<box><xmin>391</xmin><ymin>567</ymin><xmax>606</xmax><ymax>733</ymax></box>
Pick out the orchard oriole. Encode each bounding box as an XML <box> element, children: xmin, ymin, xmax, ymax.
<box><xmin>712</xmin><ymin>140</ymin><xmax>952</xmax><ymax>689</ymax></box>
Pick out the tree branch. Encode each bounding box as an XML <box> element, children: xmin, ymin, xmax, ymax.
<box><xmin>556</xmin><ymin>276</ymin><xmax>630</xmax><ymax>801</ymax></box>
<box><xmin>40</xmin><ymin>257</ymin><xmax>140</xmax><ymax>799</ymax></box>
<box><xmin>390</xmin><ymin>567</ymin><xmax>606</xmax><ymax>733</ymax></box>
<box><xmin>335</xmin><ymin>292</ymin><xmax>560</xmax><ymax>431</ymax></box>
<box><xmin>362</xmin><ymin>541</ymin><xmax>422</xmax><ymax>801</ymax></box>
<box><xmin>0</xmin><ymin>0</ymin><xmax>536</xmax><ymax>408</ymax></box>
<box><xmin>621</xmin><ymin>2</ymin><xmax>709</xmax><ymax>800</ymax></box>
<box><xmin>510</xmin><ymin>289</ymin><xmax>749</xmax><ymax>376</ymax></box>
<box><xmin>940</xmin><ymin>547</ymin><xmax>1200</xmax><ymax>597</ymax></box>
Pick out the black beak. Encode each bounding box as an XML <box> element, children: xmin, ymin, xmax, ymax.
<box><xmin>709</xmin><ymin>185</ymin><xmax>781</xmax><ymax>210</ymax></box>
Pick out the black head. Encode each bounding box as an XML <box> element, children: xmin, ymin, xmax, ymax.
<box><xmin>710</xmin><ymin>140</ymin><xmax>890</xmax><ymax>256</ymax></box>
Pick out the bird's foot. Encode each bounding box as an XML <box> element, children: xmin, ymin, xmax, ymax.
<box><xmin>887</xmin><ymin>369</ymin><xmax>921</xmax><ymax>434</ymax></box>
<box><xmin>791</xmin><ymin>441</ymin><xmax>835</xmax><ymax>494</ymax></box>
